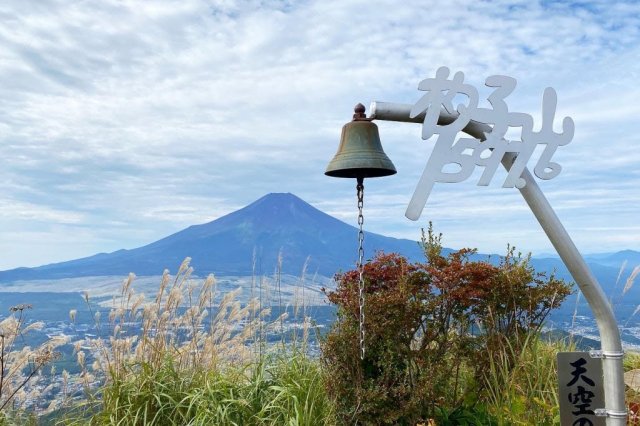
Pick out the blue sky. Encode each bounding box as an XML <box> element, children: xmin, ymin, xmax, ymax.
<box><xmin>1</xmin><ymin>0</ymin><xmax>639</xmax><ymax>270</ymax></box>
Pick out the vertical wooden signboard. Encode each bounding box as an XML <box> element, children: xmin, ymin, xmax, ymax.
<box><xmin>558</xmin><ymin>352</ymin><xmax>605</xmax><ymax>426</ymax></box>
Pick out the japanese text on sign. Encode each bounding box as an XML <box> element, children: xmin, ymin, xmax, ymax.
<box><xmin>557</xmin><ymin>352</ymin><xmax>605</xmax><ymax>426</ymax></box>
<box><xmin>406</xmin><ymin>66</ymin><xmax>574</xmax><ymax>221</ymax></box>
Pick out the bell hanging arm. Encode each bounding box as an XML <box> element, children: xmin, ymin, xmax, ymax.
<box><xmin>325</xmin><ymin>103</ymin><xmax>397</xmax><ymax>179</ymax></box>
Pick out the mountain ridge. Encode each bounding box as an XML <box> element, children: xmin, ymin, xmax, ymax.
<box><xmin>1</xmin><ymin>193</ymin><xmax>638</xmax><ymax>291</ymax></box>
<box><xmin>0</xmin><ymin>193</ymin><xmax>427</xmax><ymax>281</ymax></box>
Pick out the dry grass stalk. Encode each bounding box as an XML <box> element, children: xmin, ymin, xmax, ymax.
<box><xmin>76</xmin><ymin>258</ymin><xmax>287</xmax><ymax>389</ymax></box>
<box><xmin>616</xmin><ymin>260</ymin><xmax>628</xmax><ymax>289</ymax></box>
<box><xmin>623</xmin><ymin>265</ymin><xmax>640</xmax><ymax>295</ymax></box>
<box><xmin>2</xmin><ymin>257</ymin><xmax>317</xmax><ymax>420</ymax></box>
<box><xmin>570</xmin><ymin>291</ymin><xmax>581</xmax><ymax>337</ymax></box>
<box><xmin>0</xmin><ymin>304</ymin><xmax>66</xmax><ymax>415</ymax></box>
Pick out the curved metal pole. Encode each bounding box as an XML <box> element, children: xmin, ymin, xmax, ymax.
<box><xmin>370</xmin><ymin>101</ymin><xmax>626</xmax><ymax>424</ymax></box>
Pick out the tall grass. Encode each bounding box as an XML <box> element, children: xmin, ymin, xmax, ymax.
<box><xmin>74</xmin><ymin>350</ymin><xmax>332</xmax><ymax>425</ymax></box>
<box><xmin>482</xmin><ymin>329</ymin><xmax>576</xmax><ymax>425</ymax></box>
<box><xmin>60</xmin><ymin>257</ymin><xmax>334</xmax><ymax>425</ymax></box>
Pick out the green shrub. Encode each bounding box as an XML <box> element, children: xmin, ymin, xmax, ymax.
<box><xmin>432</xmin><ymin>403</ymin><xmax>497</xmax><ymax>426</ymax></box>
<box><xmin>321</xmin><ymin>224</ymin><xmax>572</xmax><ymax>425</ymax></box>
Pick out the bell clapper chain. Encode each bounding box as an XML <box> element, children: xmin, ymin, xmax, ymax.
<box><xmin>325</xmin><ymin>102</ymin><xmax>397</xmax><ymax>361</ymax></box>
<box><xmin>356</xmin><ymin>176</ymin><xmax>365</xmax><ymax>360</ymax></box>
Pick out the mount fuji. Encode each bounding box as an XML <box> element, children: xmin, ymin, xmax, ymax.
<box><xmin>0</xmin><ymin>193</ymin><xmax>426</xmax><ymax>281</ymax></box>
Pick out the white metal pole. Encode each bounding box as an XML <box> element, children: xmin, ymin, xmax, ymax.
<box><xmin>370</xmin><ymin>101</ymin><xmax>627</xmax><ymax>424</ymax></box>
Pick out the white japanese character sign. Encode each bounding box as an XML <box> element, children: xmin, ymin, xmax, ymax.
<box><xmin>405</xmin><ymin>66</ymin><xmax>574</xmax><ymax>221</ymax></box>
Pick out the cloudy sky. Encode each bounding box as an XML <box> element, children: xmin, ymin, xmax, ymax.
<box><xmin>1</xmin><ymin>0</ymin><xmax>639</xmax><ymax>270</ymax></box>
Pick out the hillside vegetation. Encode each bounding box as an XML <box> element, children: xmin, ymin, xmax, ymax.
<box><xmin>1</xmin><ymin>227</ymin><xmax>639</xmax><ymax>425</ymax></box>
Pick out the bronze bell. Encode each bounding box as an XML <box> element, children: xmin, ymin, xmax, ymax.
<box><xmin>325</xmin><ymin>103</ymin><xmax>397</xmax><ymax>179</ymax></box>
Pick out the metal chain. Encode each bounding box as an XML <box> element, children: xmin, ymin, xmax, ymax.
<box><xmin>356</xmin><ymin>178</ymin><xmax>365</xmax><ymax>360</ymax></box>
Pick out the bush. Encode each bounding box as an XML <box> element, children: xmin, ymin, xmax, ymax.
<box><xmin>321</xmin><ymin>224</ymin><xmax>572</xmax><ymax>425</ymax></box>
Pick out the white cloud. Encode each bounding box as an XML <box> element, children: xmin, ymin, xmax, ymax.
<box><xmin>0</xmin><ymin>0</ymin><xmax>638</xmax><ymax>269</ymax></box>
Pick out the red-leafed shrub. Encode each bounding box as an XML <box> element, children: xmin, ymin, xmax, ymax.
<box><xmin>321</xmin><ymin>224</ymin><xmax>572</xmax><ymax>425</ymax></box>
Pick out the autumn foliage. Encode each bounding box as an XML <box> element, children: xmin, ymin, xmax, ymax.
<box><xmin>321</xmin><ymin>225</ymin><xmax>572</xmax><ymax>425</ymax></box>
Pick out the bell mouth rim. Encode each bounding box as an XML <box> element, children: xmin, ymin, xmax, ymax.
<box><xmin>324</xmin><ymin>168</ymin><xmax>397</xmax><ymax>179</ymax></box>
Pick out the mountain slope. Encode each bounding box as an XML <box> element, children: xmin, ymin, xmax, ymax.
<box><xmin>0</xmin><ymin>193</ymin><xmax>426</xmax><ymax>281</ymax></box>
<box><xmin>2</xmin><ymin>193</ymin><xmax>637</xmax><ymax>297</ymax></box>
